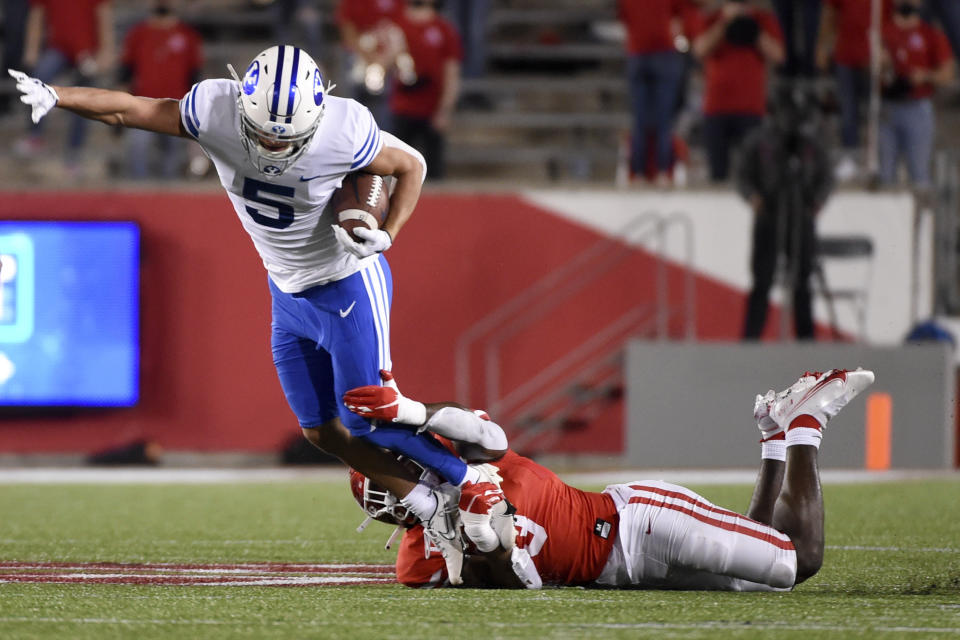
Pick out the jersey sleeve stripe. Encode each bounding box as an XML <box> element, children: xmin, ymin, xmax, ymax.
<box><xmin>188</xmin><ymin>84</ymin><xmax>201</xmax><ymax>131</ymax></box>
<box><xmin>350</xmin><ymin>127</ymin><xmax>382</xmax><ymax>170</ymax></box>
<box><xmin>353</xmin><ymin>123</ymin><xmax>377</xmax><ymax>160</ymax></box>
<box><xmin>180</xmin><ymin>89</ymin><xmax>199</xmax><ymax>139</ymax></box>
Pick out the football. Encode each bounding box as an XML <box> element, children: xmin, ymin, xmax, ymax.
<box><xmin>330</xmin><ymin>172</ymin><xmax>390</xmax><ymax>242</ymax></box>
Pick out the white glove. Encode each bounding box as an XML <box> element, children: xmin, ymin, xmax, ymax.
<box><xmin>8</xmin><ymin>69</ymin><xmax>59</xmax><ymax>124</ymax></box>
<box><xmin>459</xmin><ymin>481</ymin><xmax>516</xmax><ymax>553</ymax></box>
<box><xmin>332</xmin><ymin>224</ymin><xmax>392</xmax><ymax>258</ymax></box>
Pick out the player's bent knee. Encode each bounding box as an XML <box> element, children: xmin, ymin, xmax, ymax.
<box><xmin>301</xmin><ymin>419</ymin><xmax>349</xmax><ymax>456</ymax></box>
<box><xmin>793</xmin><ymin>547</ymin><xmax>823</xmax><ymax>584</ymax></box>
<box><xmin>768</xmin><ymin>556</ymin><xmax>798</xmax><ymax>589</ymax></box>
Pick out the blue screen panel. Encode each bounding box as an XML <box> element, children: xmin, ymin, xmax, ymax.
<box><xmin>0</xmin><ymin>221</ymin><xmax>140</xmax><ymax>407</ymax></box>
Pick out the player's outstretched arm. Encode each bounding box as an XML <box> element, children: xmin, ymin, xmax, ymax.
<box><xmin>8</xmin><ymin>69</ymin><xmax>186</xmax><ymax>137</ymax></box>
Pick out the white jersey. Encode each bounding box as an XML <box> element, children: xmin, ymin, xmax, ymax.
<box><xmin>179</xmin><ymin>78</ymin><xmax>385</xmax><ymax>293</ymax></box>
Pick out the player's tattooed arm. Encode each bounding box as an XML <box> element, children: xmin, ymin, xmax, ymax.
<box><xmin>51</xmin><ymin>86</ymin><xmax>187</xmax><ymax>137</ymax></box>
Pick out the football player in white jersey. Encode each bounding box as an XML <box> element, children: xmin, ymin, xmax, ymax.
<box><xmin>7</xmin><ymin>47</ymin><xmax>487</xmax><ymax>567</ymax></box>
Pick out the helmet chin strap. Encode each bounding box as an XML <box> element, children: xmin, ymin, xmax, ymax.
<box><xmin>226</xmin><ymin>63</ymin><xmax>241</xmax><ymax>83</ymax></box>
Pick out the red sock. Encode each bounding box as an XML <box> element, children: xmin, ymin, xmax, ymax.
<box><xmin>786</xmin><ymin>414</ymin><xmax>824</xmax><ymax>449</ymax></box>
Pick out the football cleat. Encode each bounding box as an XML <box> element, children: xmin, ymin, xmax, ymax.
<box><xmin>422</xmin><ymin>482</ymin><xmax>466</xmax><ymax>586</ymax></box>
<box><xmin>770</xmin><ymin>368</ymin><xmax>875</xmax><ymax>432</ymax></box>
<box><xmin>754</xmin><ymin>372</ymin><xmax>819</xmax><ymax>442</ymax></box>
<box><xmin>470</xmin><ymin>462</ymin><xmax>505</xmax><ymax>489</ymax></box>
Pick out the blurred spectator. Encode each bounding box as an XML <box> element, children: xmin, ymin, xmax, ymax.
<box><xmin>336</xmin><ymin>0</ymin><xmax>406</xmax><ymax>129</ymax></box>
<box><xmin>737</xmin><ymin>84</ymin><xmax>833</xmax><ymax>341</ymax></box>
<box><xmin>270</xmin><ymin>0</ymin><xmax>321</xmax><ymax>55</ymax></box>
<box><xmin>817</xmin><ymin>0</ymin><xmax>892</xmax><ymax>182</ymax></box>
<box><xmin>16</xmin><ymin>0</ymin><xmax>115</xmax><ymax>169</ymax></box>
<box><xmin>119</xmin><ymin>0</ymin><xmax>202</xmax><ymax>179</ymax></box>
<box><xmin>618</xmin><ymin>0</ymin><xmax>685</xmax><ymax>186</ymax></box>
<box><xmin>926</xmin><ymin>0</ymin><xmax>960</xmax><ymax>65</ymax></box>
<box><xmin>445</xmin><ymin>0</ymin><xmax>490</xmax><ymax>79</ymax></box>
<box><xmin>694</xmin><ymin>0</ymin><xmax>784</xmax><ymax>182</ymax></box>
<box><xmin>672</xmin><ymin>0</ymin><xmax>711</xmax><ymax>143</ymax></box>
<box><xmin>879</xmin><ymin>0</ymin><xmax>953</xmax><ymax>189</ymax></box>
<box><xmin>772</xmin><ymin>0</ymin><xmax>822</xmax><ymax>76</ymax></box>
<box><xmin>391</xmin><ymin>0</ymin><xmax>462</xmax><ymax>180</ymax></box>
<box><xmin>1</xmin><ymin>0</ymin><xmax>30</xmax><ymax>115</ymax></box>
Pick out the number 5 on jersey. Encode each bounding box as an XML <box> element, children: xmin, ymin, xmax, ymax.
<box><xmin>242</xmin><ymin>177</ymin><xmax>295</xmax><ymax>229</ymax></box>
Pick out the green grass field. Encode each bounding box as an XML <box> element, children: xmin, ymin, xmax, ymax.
<box><xmin>1</xmin><ymin>476</ymin><xmax>958</xmax><ymax>639</ymax></box>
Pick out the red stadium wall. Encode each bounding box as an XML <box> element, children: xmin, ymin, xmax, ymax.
<box><xmin>0</xmin><ymin>190</ymin><xmax>778</xmax><ymax>455</ymax></box>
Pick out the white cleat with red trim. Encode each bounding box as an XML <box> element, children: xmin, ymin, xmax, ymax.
<box><xmin>770</xmin><ymin>368</ymin><xmax>876</xmax><ymax>436</ymax></box>
<box><xmin>754</xmin><ymin>372</ymin><xmax>819</xmax><ymax>444</ymax></box>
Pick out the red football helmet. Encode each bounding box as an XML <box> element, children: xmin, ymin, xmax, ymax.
<box><xmin>348</xmin><ymin>468</ymin><xmax>418</xmax><ymax>528</ymax></box>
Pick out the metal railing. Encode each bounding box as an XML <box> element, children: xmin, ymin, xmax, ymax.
<box><xmin>454</xmin><ymin>210</ymin><xmax>696</xmax><ymax>418</ymax></box>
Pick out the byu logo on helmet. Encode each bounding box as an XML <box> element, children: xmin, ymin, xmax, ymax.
<box><xmin>271</xmin><ymin>125</ymin><xmax>287</xmax><ymax>134</ymax></box>
<box><xmin>242</xmin><ymin>61</ymin><xmax>259</xmax><ymax>96</ymax></box>
<box><xmin>313</xmin><ymin>69</ymin><xmax>324</xmax><ymax>106</ymax></box>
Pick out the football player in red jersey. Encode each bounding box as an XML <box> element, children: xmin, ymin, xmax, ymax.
<box><xmin>344</xmin><ymin>368</ymin><xmax>875</xmax><ymax>589</ymax></box>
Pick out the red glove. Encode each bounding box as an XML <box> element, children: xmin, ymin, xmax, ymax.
<box><xmin>343</xmin><ymin>370</ymin><xmax>427</xmax><ymax>425</ymax></box>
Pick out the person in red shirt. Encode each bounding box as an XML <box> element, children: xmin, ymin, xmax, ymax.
<box><xmin>878</xmin><ymin>0</ymin><xmax>953</xmax><ymax>188</ymax></box>
<box><xmin>344</xmin><ymin>368</ymin><xmax>875</xmax><ymax>589</ymax></box>
<box><xmin>336</xmin><ymin>0</ymin><xmax>406</xmax><ymax>130</ymax></box>
<box><xmin>390</xmin><ymin>0</ymin><xmax>463</xmax><ymax>181</ymax></box>
<box><xmin>618</xmin><ymin>0</ymin><xmax>685</xmax><ymax>186</ymax></box>
<box><xmin>693</xmin><ymin>0</ymin><xmax>785</xmax><ymax>182</ymax></box>
<box><xmin>17</xmin><ymin>0</ymin><xmax>114</xmax><ymax>167</ymax></box>
<box><xmin>119</xmin><ymin>0</ymin><xmax>203</xmax><ymax>179</ymax></box>
<box><xmin>816</xmin><ymin>0</ymin><xmax>892</xmax><ymax>181</ymax></box>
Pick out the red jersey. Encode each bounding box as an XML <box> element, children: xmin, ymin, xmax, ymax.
<box><xmin>883</xmin><ymin>19</ymin><xmax>952</xmax><ymax>99</ymax></box>
<box><xmin>390</xmin><ymin>13</ymin><xmax>463</xmax><ymax>119</ymax></box>
<box><xmin>680</xmin><ymin>0</ymin><xmax>709</xmax><ymax>42</ymax></box>
<box><xmin>396</xmin><ymin>450</ymin><xmax>619</xmax><ymax>587</ymax></box>
<box><xmin>701</xmin><ymin>9</ymin><xmax>783</xmax><ymax>116</ymax></box>
<box><xmin>31</xmin><ymin>0</ymin><xmax>107</xmax><ymax>63</ymax></box>
<box><xmin>618</xmin><ymin>0</ymin><xmax>683</xmax><ymax>55</ymax></box>
<box><xmin>122</xmin><ymin>21</ymin><xmax>203</xmax><ymax>99</ymax></box>
<box><xmin>336</xmin><ymin>0</ymin><xmax>404</xmax><ymax>32</ymax></box>
<box><xmin>826</xmin><ymin>0</ymin><xmax>892</xmax><ymax>68</ymax></box>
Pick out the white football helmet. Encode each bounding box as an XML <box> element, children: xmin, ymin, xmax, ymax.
<box><xmin>229</xmin><ymin>45</ymin><xmax>328</xmax><ymax>177</ymax></box>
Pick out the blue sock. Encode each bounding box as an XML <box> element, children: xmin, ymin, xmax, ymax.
<box><xmin>361</xmin><ymin>427</ymin><xmax>467</xmax><ymax>485</ymax></box>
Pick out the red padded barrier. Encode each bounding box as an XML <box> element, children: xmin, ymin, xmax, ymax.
<box><xmin>0</xmin><ymin>191</ymin><xmax>758</xmax><ymax>454</ymax></box>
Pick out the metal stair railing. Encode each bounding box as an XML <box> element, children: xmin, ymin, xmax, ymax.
<box><xmin>492</xmin><ymin>304</ymin><xmax>654</xmax><ymax>417</ymax></box>
<box><xmin>455</xmin><ymin>211</ymin><xmax>697</xmax><ymax>416</ymax></box>
<box><xmin>507</xmin><ymin>303</ymin><xmax>691</xmax><ymax>455</ymax></box>
<box><xmin>484</xmin><ymin>213</ymin><xmax>697</xmax><ymax>416</ymax></box>
<box><xmin>454</xmin><ymin>211</ymin><xmax>663</xmax><ymax>407</ymax></box>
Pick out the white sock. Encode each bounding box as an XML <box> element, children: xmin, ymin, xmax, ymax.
<box><xmin>400</xmin><ymin>481</ymin><xmax>438</xmax><ymax>521</ymax></box>
<box><xmin>458</xmin><ymin>466</ymin><xmax>480</xmax><ymax>487</ymax></box>
<box><xmin>785</xmin><ymin>414</ymin><xmax>824</xmax><ymax>449</ymax></box>
<box><xmin>761</xmin><ymin>439</ymin><xmax>787</xmax><ymax>461</ymax></box>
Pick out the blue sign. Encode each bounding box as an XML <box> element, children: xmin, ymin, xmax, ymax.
<box><xmin>0</xmin><ymin>222</ymin><xmax>140</xmax><ymax>407</ymax></box>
